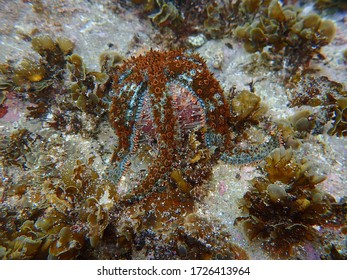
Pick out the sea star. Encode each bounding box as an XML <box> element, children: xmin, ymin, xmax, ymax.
<box><xmin>108</xmin><ymin>49</ymin><xmax>278</xmax><ymax>200</ymax></box>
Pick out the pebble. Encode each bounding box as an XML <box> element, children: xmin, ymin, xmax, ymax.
<box><xmin>187</xmin><ymin>34</ymin><xmax>207</xmax><ymax>48</ymax></box>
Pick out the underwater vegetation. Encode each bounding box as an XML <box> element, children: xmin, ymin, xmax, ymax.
<box><xmin>0</xmin><ymin>0</ymin><xmax>346</xmax><ymax>260</ymax></box>
<box><xmin>125</xmin><ymin>0</ymin><xmax>338</xmax><ymax>77</ymax></box>
<box><xmin>231</xmin><ymin>0</ymin><xmax>336</xmax><ymax>75</ymax></box>
<box><xmin>128</xmin><ymin>0</ymin><xmax>199</xmax><ymax>35</ymax></box>
<box><xmin>287</xmin><ymin>75</ymin><xmax>347</xmax><ymax>136</ymax></box>
<box><xmin>314</xmin><ymin>0</ymin><xmax>347</xmax><ymax>11</ymax></box>
<box><xmin>0</xmin><ymin>35</ymin><xmax>114</xmax><ymax>136</ymax></box>
<box><xmin>0</xmin><ymin>40</ymin><xmax>279</xmax><ymax>260</ymax></box>
<box><xmin>2</xmin><ymin>35</ymin><xmax>74</xmax><ymax>119</ymax></box>
<box><xmin>236</xmin><ymin>147</ymin><xmax>346</xmax><ymax>259</ymax></box>
<box><xmin>0</xmin><ymin>155</ymin><xmax>117</xmax><ymax>259</ymax></box>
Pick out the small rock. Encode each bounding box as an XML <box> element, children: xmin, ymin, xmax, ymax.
<box><xmin>187</xmin><ymin>34</ymin><xmax>207</xmax><ymax>48</ymax></box>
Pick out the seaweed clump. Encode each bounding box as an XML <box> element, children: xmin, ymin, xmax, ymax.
<box><xmin>0</xmin><ymin>129</ymin><xmax>41</xmax><ymax>170</ymax></box>
<box><xmin>236</xmin><ymin>147</ymin><xmax>345</xmax><ymax>258</ymax></box>
<box><xmin>129</xmin><ymin>0</ymin><xmax>184</xmax><ymax>31</ymax></box>
<box><xmin>68</xmin><ymin>54</ymin><xmax>109</xmax><ymax>115</ymax></box>
<box><xmin>0</xmin><ymin>34</ymin><xmax>112</xmax><ymax>136</ymax></box>
<box><xmin>0</xmin><ymin>125</ymin><xmax>118</xmax><ymax>259</ymax></box>
<box><xmin>220</xmin><ymin>89</ymin><xmax>279</xmax><ymax>164</ymax></box>
<box><xmin>0</xmin><ymin>65</ymin><xmax>11</xmax><ymax>118</ymax></box>
<box><xmin>233</xmin><ymin>0</ymin><xmax>336</xmax><ymax>74</ymax></box>
<box><xmin>123</xmin><ymin>1</ymin><xmax>211</xmax><ymax>48</ymax></box>
<box><xmin>315</xmin><ymin>0</ymin><xmax>347</xmax><ymax>12</ymax></box>
<box><xmin>276</xmin><ymin>109</ymin><xmax>318</xmax><ymax>150</ymax></box>
<box><xmin>287</xmin><ymin>75</ymin><xmax>347</xmax><ymax>136</ymax></box>
<box><xmin>0</xmin><ymin>153</ymin><xmax>117</xmax><ymax>259</ymax></box>
<box><xmin>10</xmin><ymin>35</ymin><xmax>74</xmax><ymax>119</ymax></box>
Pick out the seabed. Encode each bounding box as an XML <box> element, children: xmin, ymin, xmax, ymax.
<box><xmin>0</xmin><ymin>0</ymin><xmax>346</xmax><ymax>260</ymax></box>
